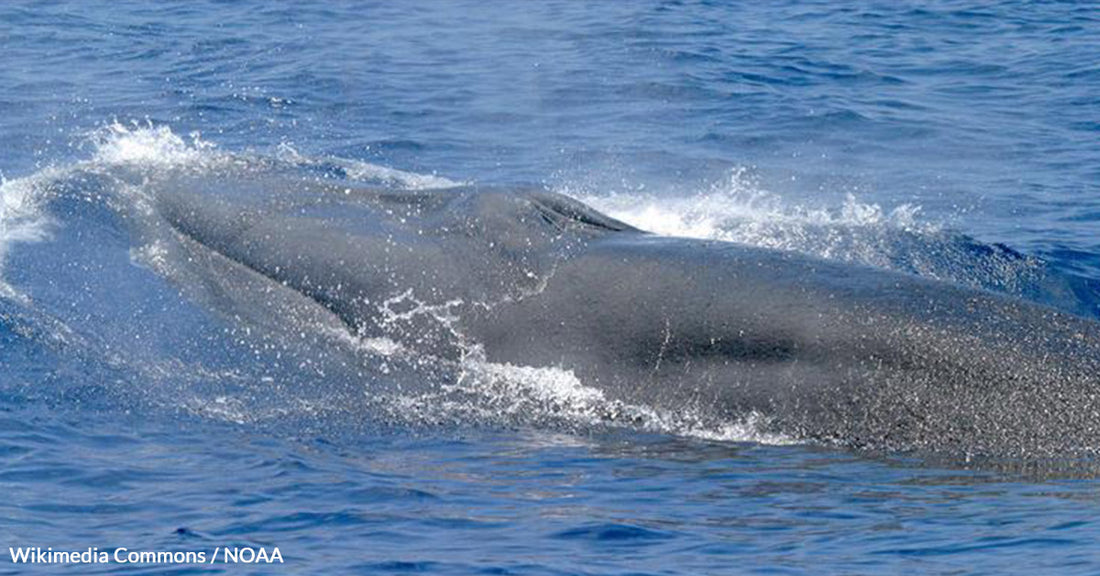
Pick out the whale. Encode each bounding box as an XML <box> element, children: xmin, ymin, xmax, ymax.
<box><xmin>153</xmin><ymin>175</ymin><xmax>1100</xmax><ymax>459</ymax></box>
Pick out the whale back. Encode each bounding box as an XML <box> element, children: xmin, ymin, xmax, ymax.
<box><xmin>155</xmin><ymin>177</ymin><xmax>1100</xmax><ymax>458</ymax></box>
<box><xmin>156</xmin><ymin>178</ymin><xmax>638</xmax><ymax>357</ymax></box>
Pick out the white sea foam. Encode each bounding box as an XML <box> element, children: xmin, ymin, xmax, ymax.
<box><xmin>0</xmin><ymin>170</ymin><xmax>59</xmax><ymax>300</ymax></box>
<box><xmin>90</xmin><ymin>122</ymin><xmax>219</xmax><ymax>168</ymax></box>
<box><xmin>460</xmin><ymin>358</ymin><xmax>795</xmax><ymax>444</ymax></box>
<box><xmin>570</xmin><ymin>167</ymin><xmax>934</xmax><ymax>268</ymax></box>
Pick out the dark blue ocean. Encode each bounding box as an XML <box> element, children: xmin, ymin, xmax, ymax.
<box><xmin>3</xmin><ymin>1</ymin><xmax>1100</xmax><ymax>574</ymax></box>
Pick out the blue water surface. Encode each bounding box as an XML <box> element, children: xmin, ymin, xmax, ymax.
<box><xmin>3</xmin><ymin>1</ymin><xmax>1100</xmax><ymax>574</ymax></box>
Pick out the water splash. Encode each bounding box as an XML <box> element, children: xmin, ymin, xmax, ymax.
<box><xmin>571</xmin><ymin>167</ymin><xmax>932</xmax><ymax>265</ymax></box>
<box><xmin>0</xmin><ymin>170</ymin><xmax>60</xmax><ymax>299</ymax></box>
<box><xmin>88</xmin><ymin>121</ymin><xmax>220</xmax><ymax>169</ymax></box>
<box><xmin>344</xmin><ymin>327</ymin><xmax>796</xmax><ymax>446</ymax></box>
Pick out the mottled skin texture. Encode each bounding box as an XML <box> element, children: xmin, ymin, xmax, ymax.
<box><xmin>157</xmin><ymin>178</ymin><xmax>1100</xmax><ymax>458</ymax></box>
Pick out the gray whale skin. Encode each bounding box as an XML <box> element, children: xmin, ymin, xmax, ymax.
<box><xmin>157</xmin><ymin>179</ymin><xmax>1100</xmax><ymax>459</ymax></box>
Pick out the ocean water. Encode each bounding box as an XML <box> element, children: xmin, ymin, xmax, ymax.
<box><xmin>3</xmin><ymin>1</ymin><xmax>1100</xmax><ymax>574</ymax></box>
